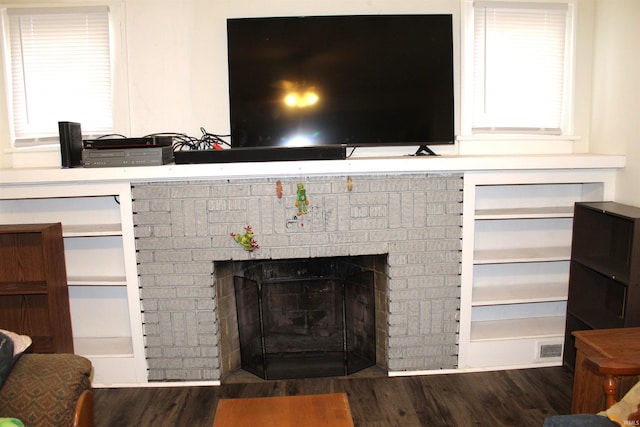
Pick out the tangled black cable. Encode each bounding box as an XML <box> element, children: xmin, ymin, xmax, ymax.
<box><xmin>198</xmin><ymin>128</ymin><xmax>231</xmax><ymax>150</ymax></box>
<box><xmin>93</xmin><ymin>133</ymin><xmax>128</xmax><ymax>139</ymax></box>
<box><xmin>144</xmin><ymin>128</ymin><xmax>231</xmax><ymax>151</ymax></box>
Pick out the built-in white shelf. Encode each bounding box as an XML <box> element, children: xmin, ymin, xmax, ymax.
<box><xmin>472</xmin><ymin>282</ymin><xmax>568</xmax><ymax>306</ymax></box>
<box><xmin>474</xmin><ymin>246</ymin><xmax>571</xmax><ymax>264</ymax></box>
<box><xmin>62</xmin><ymin>224</ymin><xmax>122</xmax><ymax>237</ymax></box>
<box><xmin>459</xmin><ymin>170</ymin><xmax>617</xmax><ymax>371</ymax></box>
<box><xmin>74</xmin><ymin>337</ymin><xmax>134</xmax><ymax>358</ymax></box>
<box><xmin>470</xmin><ymin>315</ymin><xmax>565</xmax><ymax>342</ymax></box>
<box><xmin>0</xmin><ymin>184</ymin><xmax>147</xmax><ymax>385</ymax></box>
<box><xmin>67</xmin><ymin>276</ymin><xmax>127</xmax><ymax>286</ymax></box>
<box><xmin>475</xmin><ymin>206</ymin><xmax>575</xmax><ymax>219</ymax></box>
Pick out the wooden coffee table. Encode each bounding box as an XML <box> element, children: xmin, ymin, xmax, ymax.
<box><xmin>213</xmin><ymin>393</ymin><xmax>354</xmax><ymax>426</ymax></box>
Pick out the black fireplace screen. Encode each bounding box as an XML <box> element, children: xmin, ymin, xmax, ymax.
<box><xmin>233</xmin><ymin>258</ymin><xmax>376</xmax><ymax>380</ymax></box>
<box><xmin>234</xmin><ymin>276</ymin><xmax>265</xmax><ymax>379</ymax></box>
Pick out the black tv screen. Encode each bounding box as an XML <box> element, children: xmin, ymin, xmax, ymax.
<box><xmin>227</xmin><ymin>15</ymin><xmax>454</xmax><ymax>150</ymax></box>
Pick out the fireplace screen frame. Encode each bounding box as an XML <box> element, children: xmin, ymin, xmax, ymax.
<box><xmin>233</xmin><ymin>257</ymin><xmax>378</xmax><ymax>380</ymax></box>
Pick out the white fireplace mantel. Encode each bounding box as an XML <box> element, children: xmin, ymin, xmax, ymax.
<box><xmin>0</xmin><ymin>153</ymin><xmax>626</xmax><ymax>186</ymax></box>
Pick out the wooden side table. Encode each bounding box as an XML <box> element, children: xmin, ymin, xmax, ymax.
<box><xmin>213</xmin><ymin>393</ymin><xmax>354</xmax><ymax>427</ymax></box>
<box><xmin>571</xmin><ymin>327</ymin><xmax>640</xmax><ymax>414</ymax></box>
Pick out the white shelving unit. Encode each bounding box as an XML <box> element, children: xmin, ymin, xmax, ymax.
<box><xmin>0</xmin><ymin>182</ymin><xmax>147</xmax><ymax>386</ymax></box>
<box><xmin>458</xmin><ymin>170</ymin><xmax>616</xmax><ymax>370</ymax></box>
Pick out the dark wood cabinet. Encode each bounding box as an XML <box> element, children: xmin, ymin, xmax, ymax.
<box><xmin>563</xmin><ymin>202</ymin><xmax>640</xmax><ymax>369</ymax></box>
<box><xmin>0</xmin><ymin>223</ymin><xmax>73</xmax><ymax>353</ymax></box>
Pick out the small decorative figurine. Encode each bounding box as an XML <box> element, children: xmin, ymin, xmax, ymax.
<box><xmin>295</xmin><ymin>183</ymin><xmax>309</xmax><ymax>215</ymax></box>
<box><xmin>276</xmin><ymin>180</ymin><xmax>283</xmax><ymax>199</ymax></box>
<box><xmin>347</xmin><ymin>176</ymin><xmax>353</xmax><ymax>192</ymax></box>
<box><xmin>230</xmin><ymin>226</ymin><xmax>260</xmax><ymax>251</ymax></box>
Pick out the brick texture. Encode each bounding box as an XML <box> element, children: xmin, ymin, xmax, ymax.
<box><xmin>133</xmin><ymin>174</ymin><xmax>462</xmax><ymax>381</ymax></box>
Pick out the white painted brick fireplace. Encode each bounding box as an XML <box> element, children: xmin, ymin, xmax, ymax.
<box><xmin>132</xmin><ymin>173</ymin><xmax>462</xmax><ymax>381</ymax></box>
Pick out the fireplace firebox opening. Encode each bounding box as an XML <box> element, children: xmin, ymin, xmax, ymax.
<box><xmin>216</xmin><ymin>255</ymin><xmax>388</xmax><ymax>381</ymax></box>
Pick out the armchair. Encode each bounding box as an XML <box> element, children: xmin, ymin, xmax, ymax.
<box><xmin>0</xmin><ymin>353</ymin><xmax>93</xmax><ymax>427</ymax></box>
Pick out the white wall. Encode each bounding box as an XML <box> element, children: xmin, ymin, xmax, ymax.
<box><xmin>125</xmin><ymin>0</ymin><xmax>460</xmax><ymax>138</ymax></box>
<box><xmin>0</xmin><ymin>0</ymin><xmax>462</xmax><ymax>167</ymax></box>
<box><xmin>0</xmin><ymin>0</ymin><xmax>610</xmax><ymax>168</ymax></box>
<box><xmin>590</xmin><ymin>0</ymin><xmax>640</xmax><ymax>206</ymax></box>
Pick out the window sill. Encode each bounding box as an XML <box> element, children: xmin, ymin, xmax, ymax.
<box><xmin>4</xmin><ymin>145</ymin><xmax>61</xmax><ymax>169</ymax></box>
<box><xmin>456</xmin><ymin>134</ymin><xmax>579</xmax><ymax>155</ymax></box>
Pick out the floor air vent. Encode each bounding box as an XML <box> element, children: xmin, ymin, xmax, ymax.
<box><xmin>539</xmin><ymin>343</ymin><xmax>563</xmax><ymax>359</ymax></box>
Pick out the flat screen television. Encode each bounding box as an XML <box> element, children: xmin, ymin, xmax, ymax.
<box><xmin>227</xmin><ymin>14</ymin><xmax>454</xmax><ymax>154</ymax></box>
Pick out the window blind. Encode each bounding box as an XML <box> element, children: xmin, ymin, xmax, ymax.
<box><xmin>472</xmin><ymin>2</ymin><xmax>568</xmax><ymax>134</ymax></box>
<box><xmin>7</xmin><ymin>7</ymin><xmax>112</xmax><ymax>145</ymax></box>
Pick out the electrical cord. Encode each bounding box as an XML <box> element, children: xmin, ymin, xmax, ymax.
<box><xmin>144</xmin><ymin>132</ymin><xmax>198</xmax><ymax>151</ymax></box>
<box><xmin>144</xmin><ymin>128</ymin><xmax>230</xmax><ymax>151</ymax></box>
<box><xmin>94</xmin><ymin>133</ymin><xmax>128</xmax><ymax>139</ymax></box>
<box><xmin>198</xmin><ymin>127</ymin><xmax>231</xmax><ymax>150</ymax></box>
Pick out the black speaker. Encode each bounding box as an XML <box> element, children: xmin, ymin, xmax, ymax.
<box><xmin>58</xmin><ymin>121</ymin><xmax>83</xmax><ymax>168</ymax></box>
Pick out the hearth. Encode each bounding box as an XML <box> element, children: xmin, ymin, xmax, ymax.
<box><xmin>220</xmin><ymin>255</ymin><xmax>385</xmax><ymax>380</ymax></box>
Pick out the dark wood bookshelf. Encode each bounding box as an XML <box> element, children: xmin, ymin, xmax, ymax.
<box><xmin>563</xmin><ymin>201</ymin><xmax>640</xmax><ymax>370</ymax></box>
<box><xmin>0</xmin><ymin>223</ymin><xmax>73</xmax><ymax>353</ymax></box>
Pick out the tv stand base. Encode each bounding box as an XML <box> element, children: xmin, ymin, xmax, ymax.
<box><xmin>413</xmin><ymin>145</ymin><xmax>439</xmax><ymax>156</ymax></box>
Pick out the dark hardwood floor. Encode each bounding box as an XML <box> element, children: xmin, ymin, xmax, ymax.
<box><xmin>93</xmin><ymin>367</ymin><xmax>574</xmax><ymax>426</ymax></box>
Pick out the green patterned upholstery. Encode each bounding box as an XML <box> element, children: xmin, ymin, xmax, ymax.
<box><xmin>0</xmin><ymin>354</ymin><xmax>92</xmax><ymax>427</ymax></box>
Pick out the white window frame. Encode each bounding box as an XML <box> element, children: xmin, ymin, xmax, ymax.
<box><xmin>459</xmin><ymin>0</ymin><xmax>577</xmax><ymax>147</ymax></box>
<box><xmin>0</xmin><ymin>3</ymin><xmax>129</xmax><ymax>154</ymax></box>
